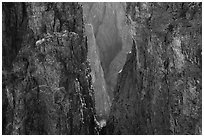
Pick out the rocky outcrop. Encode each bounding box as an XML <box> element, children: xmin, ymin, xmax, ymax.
<box><xmin>105</xmin><ymin>2</ymin><xmax>202</xmax><ymax>135</ymax></box>
<box><xmin>2</xmin><ymin>2</ymin><xmax>98</xmax><ymax>135</ymax></box>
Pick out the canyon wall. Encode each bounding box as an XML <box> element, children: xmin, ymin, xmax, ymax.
<box><xmin>2</xmin><ymin>3</ymin><xmax>99</xmax><ymax>134</ymax></box>
<box><xmin>104</xmin><ymin>2</ymin><xmax>202</xmax><ymax>135</ymax></box>
<box><xmin>2</xmin><ymin>2</ymin><xmax>202</xmax><ymax>135</ymax></box>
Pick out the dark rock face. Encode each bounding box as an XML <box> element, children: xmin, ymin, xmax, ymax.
<box><xmin>2</xmin><ymin>2</ymin><xmax>98</xmax><ymax>135</ymax></box>
<box><xmin>2</xmin><ymin>2</ymin><xmax>202</xmax><ymax>135</ymax></box>
<box><xmin>105</xmin><ymin>2</ymin><xmax>202</xmax><ymax>135</ymax></box>
<box><xmin>2</xmin><ymin>3</ymin><xmax>31</xmax><ymax>71</ymax></box>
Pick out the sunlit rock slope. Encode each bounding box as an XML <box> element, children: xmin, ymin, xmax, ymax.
<box><xmin>82</xmin><ymin>2</ymin><xmax>133</xmax><ymax>118</ymax></box>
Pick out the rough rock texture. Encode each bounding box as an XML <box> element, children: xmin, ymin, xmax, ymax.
<box><xmin>2</xmin><ymin>2</ymin><xmax>202</xmax><ymax>135</ymax></box>
<box><xmin>2</xmin><ymin>3</ymin><xmax>31</xmax><ymax>71</ymax></box>
<box><xmin>2</xmin><ymin>2</ymin><xmax>99</xmax><ymax>135</ymax></box>
<box><xmin>105</xmin><ymin>2</ymin><xmax>202</xmax><ymax>135</ymax></box>
<box><xmin>2</xmin><ymin>2</ymin><xmax>33</xmax><ymax>134</ymax></box>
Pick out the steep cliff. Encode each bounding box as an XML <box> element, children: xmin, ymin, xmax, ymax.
<box><xmin>2</xmin><ymin>2</ymin><xmax>98</xmax><ymax>135</ymax></box>
<box><xmin>2</xmin><ymin>2</ymin><xmax>202</xmax><ymax>135</ymax></box>
<box><xmin>105</xmin><ymin>2</ymin><xmax>202</xmax><ymax>135</ymax></box>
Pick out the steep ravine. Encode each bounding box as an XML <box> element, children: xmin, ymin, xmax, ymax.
<box><xmin>2</xmin><ymin>2</ymin><xmax>202</xmax><ymax>135</ymax></box>
<box><xmin>82</xmin><ymin>2</ymin><xmax>133</xmax><ymax>119</ymax></box>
